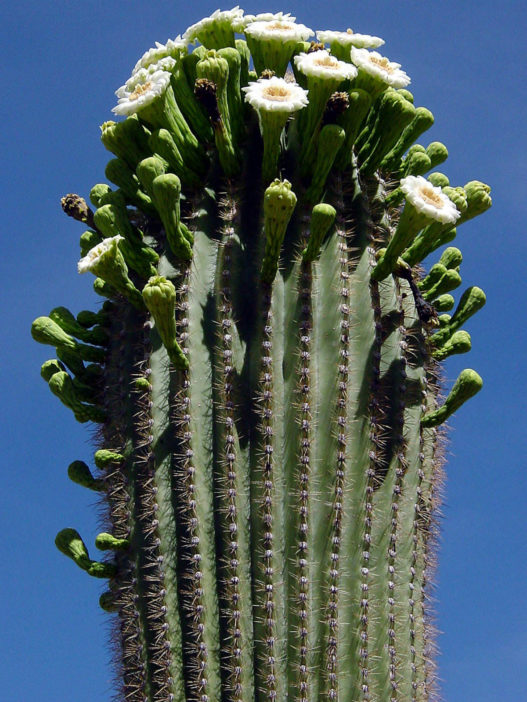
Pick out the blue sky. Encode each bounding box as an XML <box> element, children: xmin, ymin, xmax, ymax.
<box><xmin>1</xmin><ymin>1</ymin><xmax>526</xmax><ymax>700</ymax></box>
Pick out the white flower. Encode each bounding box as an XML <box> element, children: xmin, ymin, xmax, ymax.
<box><xmin>245</xmin><ymin>19</ymin><xmax>313</xmax><ymax>43</ymax></box>
<box><xmin>112</xmin><ymin>68</ymin><xmax>172</xmax><ymax>116</ymax></box>
<box><xmin>240</xmin><ymin>12</ymin><xmax>296</xmax><ymax>29</ymax></box>
<box><xmin>242</xmin><ymin>77</ymin><xmax>309</xmax><ymax>113</ymax></box>
<box><xmin>78</xmin><ymin>236</ymin><xmax>124</xmax><ymax>274</ymax></box>
<box><xmin>400</xmin><ymin>176</ymin><xmax>460</xmax><ymax>224</ymax></box>
<box><xmin>132</xmin><ymin>37</ymin><xmax>186</xmax><ymax>75</ymax></box>
<box><xmin>294</xmin><ymin>50</ymin><xmax>357</xmax><ymax>81</ymax></box>
<box><xmin>316</xmin><ymin>28</ymin><xmax>384</xmax><ymax>49</ymax></box>
<box><xmin>183</xmin><ymin>7</ymin><xmax>245</xmax><ymax>44</ymax></box>
<box><xmin>350</xmin><ymin>47</ymin><xmax>410</xmax><ymax>88</ymax></box>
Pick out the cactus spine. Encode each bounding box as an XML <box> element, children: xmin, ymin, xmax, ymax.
<box><xmin>33</xmin><ymin>9</ymin><xmax>490</xmax><ymax>702</ymax></box>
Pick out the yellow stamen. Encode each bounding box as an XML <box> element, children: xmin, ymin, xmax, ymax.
<box><xmin>420</xmin><ymin>186</ymin><xmax>444</xmax><ymax>208</ymax></box>
<box><xmin>267</xmin><ymin>21</ymin><xmax>293</xmax><ymax>31</ymax></box>
<box><xmin>314</xmin><ymin>55</ymin><xmax>339</xmax><ymax>68</ymax></box>
<box><xmin>129</xmin><ymin>81</ymin><xmax>153</xmax><ymax>101</ymax></box>
<box><xmin>370</xmin><ymin>56</ymin><xmax>394</xmax><ymax>73</ymax></box>
<box><xmin>262</xmin><ymin>85</ymin><xmax>292</xmax><ymax>102</ymax></box>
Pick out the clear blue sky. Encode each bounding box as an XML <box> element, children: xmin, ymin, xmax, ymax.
<box><xmin>1</xmin><ymin>1</ymin><xmax>525</xmax><ymax>700</ymax></box>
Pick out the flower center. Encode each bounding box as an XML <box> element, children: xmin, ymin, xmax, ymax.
<box><xmin>314</xmin><ymin>54</ymin><xmax>339</xmax><ymax>68</ymax></box>
<box><xmin>267</xmin><ymin>21</ymin><xmax>293</xmax><ymax>32</ymax></box>
<box><xmin>346</xmin><ymin>28</ymin><xmax>354</xmax><ymax>34</ymax></box>
<box><xmin>262</xmin><ymin>85</ymin><xmax>291</xmax><ymax>101</ymax></box>
<box><xmin>129</xmin><ymin>81</ymin><xmax>153</xmax><ymax>101</ymax></box>
<box><xmin>420</xmin><ymin>185</ymin><xmax>444</xmax><ymax>208</ymax></box>
<box><xmin>370</xmin><ymin>56</ymin><xmax>394</xmax><ymax>73</ymax></box>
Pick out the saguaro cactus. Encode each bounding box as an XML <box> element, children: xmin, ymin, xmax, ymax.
<box><xmin>33</xmin><ymin>9</ymin><xmax>491</xmax><ymax>702</ymax></box>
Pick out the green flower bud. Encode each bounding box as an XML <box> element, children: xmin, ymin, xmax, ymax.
<box><xmin>302</xmin><ymin>204</ymin><xmax>337</xmax><ymax>262</ymax></box>
<box><xmin>235</xmin><ymin>39</ymin><xmax>251</xmax><ymax>88</ymax></box>
<box><xmin>381</xmin><ymin>106</ymin><xmax>434</xmax><ymax>171</ymax></box>
<box><xmin>94</xmin><ymin>449</ymin><xmax>124</xmax><ymax>469</ymax></box>
<box><xmin>430</xmin><ymin>286</ymin><xmax>486</xmax><ymax>346</ymax></box>
<box><xmin>426</xmin><ymin>141</ymin><xmax>449</xmax><ymax>169</ymax></box>
<box><xmin>95</xmin><ymin>533</ymin><xmax>130</xmax><ymax>551</ymax></box>
<box><xmin>99</xmin><ymin>591</ymin><xmax>119</xmax><ymax>612</ymax></box>
<box><xmin>422</xmin><ymin>268</ymin><xmax>462</xmax><ymax>301</ymax></box>
<box><xmin>403</xmin><ymin>150</ymin><xmax>432</xmax><ymax>177</ymax></box>
<box><xmin>151</xmin><ymin>175</ymin><xmax>193</xmax><ymax>260</ymax></box>
<box><xmin>305</xmin><ymin>124</ymin><xmax>346</xmax><ymax>201</ymax></box>
<box><xmin>402</xmin><ymin>226</ymin><xmax>457</xmax><ymax>267</ymax></box>
<box><xmin>418</xmin><ymin>264</ymin><xmax>447</xmax><ymax>292</ymax></box>
<box><xmin>432</xmin><ymin>330</ymin><xmax>472</xmax><ymax>361</ymax></box>
<box><xmin>41</xmin><ymin>359</ymin><xmax>65</xmax><ymax>382</ymax></box>
<box><xmin>100</xmin><ymin>116</ymin><xmax>151</xmax><ymax>169</ymax></box>
<box><xmin>76</xmin><ymin>309</ymin><xmax>106</xmax><ymax>329</ymax></box>
<box><xmin>67</xmin><ymin>460</ymin><xmax>104</xmax><ymax>492</ymax></box>
<box><xmin>170</xmin><ymin>57</ymin><xmax>214</xmax><ymax>144</ymax></box>
<box><xmin>358</xmin><ymin>90</ymin><xmax>416</xmax><ymax>176</ymax></box>
<box><xmin>104</xmin><ymin>158</ymin><xmax>155</xmax><ymax>213</ymax></box>
<box><xmin>136</xmin><ymin>155</ymin><xmax>167</xmax><ymax>197</ymax></box>
<box><xmin>142</xmin><ymin>276</ymin><xmax>189</xmax><ymax>369</ymax></box>
<box><xmin>55</xmin><ymin>528</ymin><xmax>116</xmax><ymax>578</ymax></box>
<box><xmin>421</xmin><ymin>369</ymin><xmax>483</xmax><ymax>427</ymax></box>
<box><xmin>31</xmin><ymin>317</ymin><xmax>105</xmax><ymax>362</ymax></box>
<box><xmin>134</xmin><ymin>377</ymin><xmax>152</xmax><ymax>392</ymax></box>
<box><xmin>439</xmin><ymin>247</ymin><xmax>463</xmax><ymax>270</ymax></box>
<box><xmin>48</xmin><ymin>371</ymin><xmax>106</xmax><ymax>423</ymax></box>
<box><xmin>459</xmin><ymin>181</ymin><xmax>492</xmax><ymax>223</ymax></box>
<box><xmin>89</xmin><ymin>184</ymin><xmax>112</xmax><ymax>208</ymax></box>
<box><xmin>433</xmin><ymin>294</ymin><xmax>455</xmax><ymax>312</ymax></box>
<box><xmin>261</xmin><ymin>179</ymin><xmax>297</xmax><ymax>284</ymax></box>
<box><xmin>427</xmin><ymin>172</ymin><xmax>450</xmax><ymax>188</ymax></box>
<box><xmin>196</xmin><ymin>51</ymin><xmax>240</xmax><ymax>176</ymax></box>
<box><xmin>49</xmin><ymin>307</ymin><xmax>108</xmax><ymax>346</ymax></box>
<box><xmin>217</xmin><ymin>47</ymin><xmax>244</xmax><ymax>143</ymax></box>
<box><xmin>334</xmin><ymin>89</ymin><xmax>372</xmax><ymax>170</ymax></box>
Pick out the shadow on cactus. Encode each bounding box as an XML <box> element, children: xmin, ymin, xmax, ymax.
<box><xmin>32</xmin><ymin>8</ymin><xmax>491</xmax><ymax>702</ymax></box>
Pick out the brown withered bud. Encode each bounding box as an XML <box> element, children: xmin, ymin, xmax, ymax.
<box><xmin>307</xmin><ymin>41</ymin><xmax>325</xmax><ymax>53</ymax></box>
<box><xmin>61</xmin><ymin>194</ymin><xmax>95</xmax><ymax>228</ymax></box>
<box><xmin>322</xmin><ymin>92</ymin><xmax>350</xmax><ymax>125</ymax></box>
<box><xmin>194</xmin><ymin>78</ymin><xmax>221</xmax><ymax>126</ymax></box>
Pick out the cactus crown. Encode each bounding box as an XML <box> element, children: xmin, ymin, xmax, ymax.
<box><xmin>33</xmin><ymin>8</ymin><xmax>490</xmax><ymax>702</ymax></box>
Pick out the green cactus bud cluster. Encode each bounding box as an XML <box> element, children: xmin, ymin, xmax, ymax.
<box><xmin>33</xmin><ymin>9</ymin><xmax>491</xmax><ymax>702</ymax></box>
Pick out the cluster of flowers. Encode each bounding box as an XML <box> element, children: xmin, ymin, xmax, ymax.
<box><xmin>91</xmin><ymin>5</ymin><xmax>459</xmax><ymax>286</ymax></box>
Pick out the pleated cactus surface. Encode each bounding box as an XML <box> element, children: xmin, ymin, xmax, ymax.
<box><xmin>33</xmin><ymin>8</ymin><xmax>491</xmax><ymax>702</ymax></box>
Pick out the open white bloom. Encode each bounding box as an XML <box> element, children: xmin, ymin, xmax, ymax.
<box><xmin>78</xmin><ymin>236</ymin><xmax>124</xmax><ymax>274</ymax></box>
<box><xmin>294</xmin><ymin>50</ymin><xmax>357</xmax><ymax>81</ymax></box>
<box><xmin>243</xmin><ymin>76</ymin><xmax>308</xmax><ymax>113</ymax></box>
<box><xmin>183</xmin><ymin>6</ymin><xmax>244</xmax><ymax>44</ymax></box>
<box><xmin>350</xmin><ymin>47</ymin><xmax>410</xmax><ymax>88</ymax></box>
<box><xmin>132</xmin><ymin>37</ymin><xmax>186</xmax><ymax>75</ymax></box>
<box><xmin>316</xmin><ymin>28</ymin><xmax>384</xmax><ymax>49</ymax></box>
<box><xmin>240</xmin><ymin>12</ymin><xmax>296</xmax><ymax>29</ymax></box>
<box><xmin>400</xmin><ymin>176</ymin><xmax>460</xmax><ymax>224</ymax></box>
<box><xmin>245</xmin><ymin>19</ymin><xmax>312</xmax><ymax>43</ymax></box>
<box><xmin>113</xmin><ymin>68</ymin><xmax>172</xmax><ymax>116</ymax></box>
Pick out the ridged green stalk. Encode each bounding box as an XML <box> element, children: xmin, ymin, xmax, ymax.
<box><xmin>34</xmin><ymin>10</ymin><xmax>490</xmax><ymax>702</ymax></box>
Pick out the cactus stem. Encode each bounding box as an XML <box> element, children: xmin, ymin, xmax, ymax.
<box><xmin>213</xmin><ymin>186</ymin><xmax>255</xmax><ymax>700</ymax></box>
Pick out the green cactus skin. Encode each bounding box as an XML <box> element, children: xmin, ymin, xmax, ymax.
<box><xmin>33</xmin><ymin>10</ymin><xmax>491</xmax><ymax>702</ymax></box>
